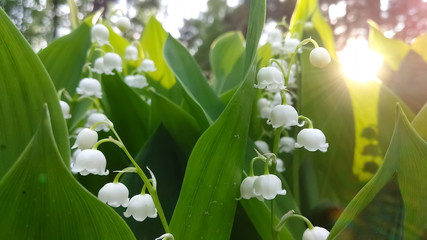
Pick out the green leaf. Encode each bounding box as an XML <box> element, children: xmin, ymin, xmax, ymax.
<box><xmin>169</xmin><ymin>0</ymin><xmax>265</xmax><ymax>238</ymax></box>
<box><xmin>257</xmin><ymin>43</ymin><xmax>273</xmax><ymax>68</ymax></box>
<box><xmin>0</xmin><ymin>106</ymin><xmax>135</xmax><ymax>239</ymax></box>
<box><xmin>411</xmin><ymin>34</ymin><xmax>427</xmax><ymax>63</ymax></box>
<box><xmin>412</xmin><ymin>103</ymin><xmax>427</xmax><ymax>141</ymax></box>
<box><xmin>151</xmin><ymin>91</ymin><xmax>202</xmax><ymax>155</ymax></box>
<box><xmin>67</xmin><ymin>0</ymin><xmax>80</xmax><ymax>29</ymax></box>
<box><xmin>38</xmin><ymin>22</ymin><xmax>91</xmax><ymax>95</ymax></box>
<box><xmin>368</xmin><ymin>20</ymin><xmax>410</xmax><ymax>71</ymax></box>
<box><xmin>329</xmin><ymin>105</ymin><xmax>427</xmax><ymax>239</ymax></box>
<box><xmin>0</xmin><ymin>8</ymin><xmax>69</xmax><ymax>175</ymax></box>
<box><xmin>141</xmin><ymin>16</ymin><xmax>176</xmax><ymax>89</ymax></box>
<box><xmin>101</xmin><ymin>74</ymin><xmax>151</xmax><ymax>155</ymax></box>
<box><xmin>289</xmin><ymin>0</ymin><xmax>337</xmax><ymax>58</ymax></box>
<box><xmin>210</xmin><ymin>31</ymin><xmax>245</xmax><ymax>94</ymax></box>
<box><xmin>164</xmin><ymin>34</ymin><xmax>224</xmax><ymax>126</ymax></box>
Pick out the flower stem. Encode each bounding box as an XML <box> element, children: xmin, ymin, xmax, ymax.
<box><xmin>298</xmin><ymin>115</ymin><xmax>313</xmax><ymax>128</ymax></box>
<box><xmin>113</xmin><ymin>167</ymin><xmax>137</xmax><ymax>183</ymax></box>
<box><xmin>275</xmin><ymin>210</ymin><xmax>314</xmax><ymax>232</ymax></box>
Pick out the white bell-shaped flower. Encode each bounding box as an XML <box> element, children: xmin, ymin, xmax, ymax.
<box><xmin>254</xmin><ymin>140</ymin><xmax>270</xmax><ymax>154</ymax></box>
<box><xmin>72</xmin><ymin>128</ymin><xmax>98</xmax><ymax>149</ymax></box>
<box><xmin>76</xmin><ymin>78</ymin><xmax>103</xmax><ymax>98</ymax></box>
<box><xmin>276</xmin><ymin>158</ymin><xmax>285</xmax><ymax>172</ymax></box>
<box><xmin>125</xmin><ymin>45</ymin><xmax>139</xmax><ymax>61</ymax></box>
<box><xmin>91</xmin><ymin>24</ymin><xmax>109</xmax><ymax>46</ymax></box>
<box><xmin>271</xmin><ymin>92</ymin><xmax>293</xmax><ymax>106</ymax></box>
<box><xmin>267</xmin><ymin>105</ymin><xmax>300</xmax><ymax>128</ymax></box>
<box><xmin>92</xmin><ymin>57</ymin><xmax>106</xmax><ymax>74</ymax></box>
<box><xmin>302</xmin><ymin>226</ymin><xmax>330</xmax><ymax>240</ymax></box>
<box><xmin>239</xmin><ymin>176</ymin><xmax>260</xmax><ymax>200</ymax></box>
<box><xmin>86</xmin><ymin>112</ymin><xmax>112</xmax><ymax>132</ymax></box>
<box><xmin>124</xmin><ymin>194</ymin><xmax>158</xmax><ymax>222</ymax></box>
<box><xmin>295</xmin><ymin>128</ymin><xmax>329</xmax><ymax>152</ymax></box>
<box><xmin>71</xmin><ymin>149</ymin><xmax>109</xmax><ymax>176</ymax></box>
<box><xmin>257</xmin><ymin>98</ymin><xmax>271</xmax><ymax>111</ymax></box>
<box><xmin>139</xmin><ymin>59</ymin><xmax>157</xmax><ymax>72</ymax></box>
<box><xmin>155</xmin><ymin>233</ymin><xmax>175</xmax><ymax>240</ymax></box>
<box><xmin>310</xmin><ymin>47</ymin><xmax>331</xmax><ymax>68</ymax></box>
<box><xmin>98</xmin><ymin>182</ymin><xmax>130</xmax><ymax>207</ymax></box>
<box><xmin>271</xmin><ymin>42</ymin><xmax>283</xmax><ymax>55</ymax></box>
<box><xmin>283</xmin><ymin>38</ymin><xmax>301</xmax><ymax>54</ymax></box>
<box><xmin>254</xmin><ymin>67</ymin><xmax>285</xmax><ymax>92</ymax></box>
<box><xmin>124</xmin><ymin>75</ymin><xmax>148</xmax><ymax>89</ymax></box>
<box><xmin>279</xmin><ymin>137</ymin><xmax>295</xmax><ymax>153</ymax></box>
<box><xmin>70</xmin><ymin>149</ymin><xmax>81</xmax><ymax>167</ymax></box>
<box><xmin>253</xmin><ymin>174</ymin><xmax>287</xmax><ymax>200</ymax></box>
<box><xmin>267</xmin><ymin>28</ymin><xmax>282</xmax><ymax>44</ymax></box>
<box><xmin>116</xmin><ymin>16</ymin><xmax>131</xmax><ymax>32</ymax></box>
<box><xmin>260</xmin><ymin>106</ymin><xmax>272</xmax><ymax>119</ymax></box>
<box><xmin>103</xmin><ymin>52</ymin><xmax>122</xmax><ymax>74</ymax></box>
<box><xmin>60</xmin><ymin>101</ymin><xmax>71</xmax><ymax>119</ymax></box>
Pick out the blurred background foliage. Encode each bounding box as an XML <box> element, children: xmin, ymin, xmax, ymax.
<box><xmin>1</xmin><ymin>0</ymin><xmax>426</xmax><ymax>70</ymax></box>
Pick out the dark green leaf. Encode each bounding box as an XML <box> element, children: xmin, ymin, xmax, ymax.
<box><xmin>0</xmin><ymin>106</ymin><xmax>135</xmax><ymax>239</ymax></box>
<box><xmin>0</xmin><ymin>8</ymin><xmax>69</xmax><ymax>174</ymax></box>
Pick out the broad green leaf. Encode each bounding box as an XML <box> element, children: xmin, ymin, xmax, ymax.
<box><xmin>151</xmin><ymin>91</ymin><xmax>202</xmax><ymax>155</ymax></box>
<box><xmin>141</xmin><ymin>17</ymin><xmax>176</xmax><ymax>89</ymax></box>
<box><xmin>164</xmin><ymin>35</ymin><xmax>224</xmax><ymax>126</ymax></box>
<box><xmin>257</xmin><ymin>43</ymin><xmax>273</xmax><ymax>68</ymax></box>
<box><xmin>329</xmin><ymin>105</ymin><xmax>427</xmax><ymax>239</ymax></box>
<box><xmin>210</xmin><ymin>31</ymin><xmax>245</xmax><ymax>94</ymax></box>
<box><xmin>0</xmin><ymin>8</ymin><xmax>69</xmax><ymax>174</ymax></box>
<box><xmin>412</xmin><ymin>103</ymin><xmax>427</xmax><ymax>140</ymax></box>
<box><xmin>368</xmin><ymin>20</ymin><xmax>410</xmax><ymax>71</ymax></box>
<box><xmin>101</xmin><ymin>74</ymin><xmax>151</xmax><ymax>155</ymax></box>
<box><xmin>289</xmin><ymin>0</ymin><xmax>337</xmax><ymax>59</ymax></box>
<box><xmin>0</xmin><ymin>106</ymin><xmax>134</xmax><ymax>239</ymax></box>
<box><xmin>411</xmin><ymin>34</ymin><xmax>427</xmax><ymax>63</ymax></box>
<box><xmin>169</xmin><ymin>1</ymin><xmax>265</xmax><ymax>238</ymax></box>
<box><xmin>387</xmin><ymin>50</ymin><xmax>427</xmax><ymax>113</ymax></box>
<box><xmin>38</xmin><ymin>22</ymin><xmax>91</xmax><ymax>95</ymax></box>
<box><xmin>119</xmin><ymin>126</ymin><xmax>187</xmax><ymax>240</ymax></box>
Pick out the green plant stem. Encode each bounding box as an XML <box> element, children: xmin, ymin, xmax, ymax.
<box><xmin>275</xmin><ymin>211</ymin><xmax>314</xmax><ymax>232</ymax></box>
<box><xmin>109</xmin><ymin>127</ymin><xmax>170</xmax><ymax>233</ymax></box>
<box><xmin>113</xmin><ymin>167</ymin><xmax>137</xmax><ymax>183</ymax></box>
<box><xmin>298</xmin><ymin>115</ymin><xmax>313</xmax><ymax>128</ymax></box>
<box><xmin>293</xmin><ymin>150</ymin><xmax>301</xmax><ymax>206</ymax></box>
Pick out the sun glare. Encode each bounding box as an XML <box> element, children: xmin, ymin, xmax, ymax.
<box><xmin>338</xmin><ymin>38</ymin><xmax>383</xmax><ymax>82</ymax></box>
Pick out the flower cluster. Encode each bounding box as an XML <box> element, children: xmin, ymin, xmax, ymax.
<box><xmin>240</xmin><ymin>174</ymin><xmax>287</xmax><ymax>201</ymax></box>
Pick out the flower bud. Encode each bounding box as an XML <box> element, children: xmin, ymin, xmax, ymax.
<box><xmin>60</xmin><ymin>101</ymin><xmax>71</xmax><ymax>119</ymax></box>
<box><xmin>254</xmin><ymin>140</ymin><xmax>270</xmax><ymax>154</ymax></box>
<box><xmin>267</xmin><ymin>105</ymin><xmax>300</xmax><ymax>128</ymax></box>
<box><xmin>76</xmin><ymin>78</ymin><xmax>102</xmax><ymax>98</ymax></box>
<box><xmin>71</xmin><ymin>149</ymin><xmax>109</xmax><ymax>176</ymax></box>
<box><xmin>98</xmin><ymin>182</ymin><xmax>130</xmax><ymax>207</ymax></box>
<box><xmin>276</xmin><ymin>158</ymin><xmax>285</xmax><ymax>172</ymax></box>
<box><xmin>295</xmin><ymin>128</ymin><xmax>329</xmax><ymax>152</ymax></box>
<box><xmin>309</xmin><ymin>47</ymin><xmax>331</xmax><ymax>68</ymax></box>
<box><xmin>125</xmin><ymin>45</ymin><xmax>139</xmax><ymax>61</ymax></box>
<box><xmin>302</xmin><ymin>226</ymin><xmax>329</xmax><ymax>240</ymax></box>
<box><xmin>124</xmin><ymin>75</ymin><xmax>148</xmax><ymax>89</ymax></box>
<box><xmin>72</xmin><ymin>128</ymin><xmax>98</xmax><ymax>150</ymax></box>
<box><xmin>116</xmin><ymin>16</ymin><xmax>131</xmax><ymax>32</ymax></box>
<box><xmin>254</xmin><ymin>67</ymin><xmax>285</xmax><ymax>92</ymax></box>
<box><xmin>279</xmin><ymin>137</ymin><xmax>296</xmax><ymax>153</ymax></box>
<box><xmin>91</xmin><ymin>24</ymin><xmax>109</xmax><ymax>46</ymax></box>
<box><xmin>124</xmin><ymin>194</ymin><xmax>158</xmax><ymax>222</ymax></box>
<box><xmin>139</xmin><ymin>59</ymin><xmax>157</xmax><ymax>72</ymax></box>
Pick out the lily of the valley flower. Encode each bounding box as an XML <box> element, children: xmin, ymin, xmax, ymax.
<box><xmin>279</xmin><ymin>137</ymin><xmax>296</xmax><ymax>153</ymax></box>
<box><xmin>139</xmin><ymin>59</ymin><xmax>157</xmax><ymax>72</ymax></box>
<box><xmin>302</xmin><ymin>226</ymin><xmax>330</xmax><ymax>240</ymax></box>
<box><xmin>276</xmin><ymin>158</ymin><xmax>285</xmax><ymax>172</ymax></box>
<box><xmin>76</xmin><ymin>78</ymin><xmax>103</xmax><ymax>98</ymax></box>
<box><xmin>98</xmin><ymin>182</ymin><xmax>130</xmax><ymax>207</ymax></box>
<box><xmin>124</xmin><ymin>194</ymin><xmax>158</xmax><ymax>222</ymax></box>
<box><xmin>267</xmin><ymin>105</ymin><xmax>301</xmax><ymax>128</ymax></box>
<box><xmin>295</xmin><ymin>128</ymin><xmax>329</xmax><ymax>152</ymax></box>
<box><xmin>155</xmin><ymin>233</ymin><xmax>175</xmax><ymax>240</ymax></box>
<box><xmin>124</xmin><ymin>75</ymin><xmax>148</xmax><ymax>89</ymax></box>
<box><xmin>60</xmin><ymin>101</ymin><xmax>71</xmax><ymax>119</ymax></box>
<box><xmin>86</xmin><ymin>112</ymin><xmax>112</xmax><ymax>132</ymax></box>
<box><xmin>257</xmin><ymin>98</ymin><xmax>272</xmax><ymax>119</ymax></box>
<box><xmin>72</xmin><ymin>128</ymin><xmax>98</xmax><ymax>150</ymax></box>
<box><xmin>116</xmin><ymin>16</ymin><xmax>131</xmax><ymax>32</ymax></box>
<box><xmin>239</xmin><ymin>176</ymin><xmax>259</xmax><ymax>199</ymax></box>
<box><xmin>253</xmin><ymin>174</ymin><xmax>287</xmax><ymax>200</ymax></box>
<box><xmin>309</xmin><ymin>47</ymin><xmax>331</xmax><ymax>68</ymax></box>
<box><xmin>254</xmin><ymin>140</ymin><xmax>270</xmax><ymax>154</ymax></box>
<box><xmin>103</xmin><ymin>53</ymin><xmax>123</xmax><ymax>74</ymax></box>
<box><xmin>71</xmin><ymin>149</ymin><xmax>109</xmax><ymax>176</ymax></box>
<box><xmin>254</xmin><ymin>67</ymin><xmax>285</xmax><ymax>92</ymax></box>
<box><xmin>91</xmin><ymin>24</ymin><xmax>109</xmax><ymax>46</ymax></box>
<box><xmin>92</xmin><ymin>57</ymin><xmax>105</xmax><ymax>74</ymax></box>
<box><xmin>283</xmin><ymin>38</ymin><xmax>301</xmax><ymax>54</ymax></box>
<box><xmin>125</xmin><ymin>46</ymin><xmax>139</xmax><ymax>61</ymax></box>
<box><xmin>267</xmin><ymin>28</ymin><xmax>282</xmax><ymax>44</ymax></box>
